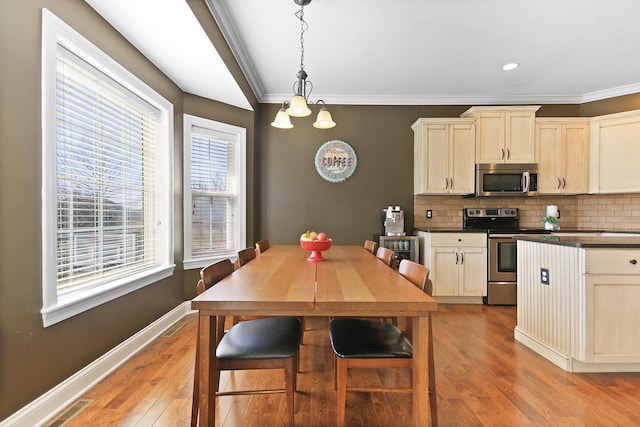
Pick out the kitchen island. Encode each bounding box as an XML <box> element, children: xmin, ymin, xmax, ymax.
<box><xmin>514</xmin><ymin>234</ymin><xmax>640</xmax><ymax>372</ymax></box>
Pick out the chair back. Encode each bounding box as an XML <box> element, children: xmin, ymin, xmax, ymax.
<box><xmin>196</xmin><ymin>279</ymin><xmax>205</xmax><ymax>296</ymax></box>
<box><xmin>199</xmin><ymin>259</ymin><xmax>234</xmax><ymax>293</ymax></box>
<box><xmin>255</xmin><ymin>239</ymin><xmax>270</xmax><ymax>255</ymax></box>
<box><xmin>363</xmin><ymin>239</ymin><xmax>377</xmax><ymax>254</ymax></box>
<box><xmin>425</xmin><ymin>278</ymin><xmax>433</xmax><ymax>297</ymax></box>
<box><xmin>237</xmin><ymin>246</ymin><xmax>257</xmax><ymax>267</ymax></box>
<box><xmin>398</xmin><ymin>259</ymin><xmax>430</xmax><ymax>292</ymax></box>
<box><xmin>375</xmin><ymin>247</ymin><xmax>394</xmax><ymax>266</ymax></box>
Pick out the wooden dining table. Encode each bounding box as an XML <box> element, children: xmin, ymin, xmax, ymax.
<box><xmin>191</xmin><ymin>245</ymin><xmax>438</xmax><ymax>426</ymax></box>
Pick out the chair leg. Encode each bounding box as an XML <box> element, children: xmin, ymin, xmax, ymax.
<box><xmin>284</xmin><ymin>356</ymin><xmax>296</xmax><ymax>426</ymax></box>
<box><xmin>190</xmin><ymin>323</ymin><xmax>200</xmax><ymax>427</ymax></box>
<box><xmin>336</xmin><ymin>357</ymin><xmax>348</xmax><ymax>427</ymax></box>
<box><xmin>333</xmin><ymin>354</ymin><xmax>338</xmax><ymax>390</ymax></box>
<box><xmin>428</xmin><ymin>316</ymin><xmax>438</xmax><ymax>426</ymax></box>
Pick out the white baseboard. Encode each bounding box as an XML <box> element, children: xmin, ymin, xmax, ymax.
<box><xmin>515</xmin><ymin>327</ymin><xmax>640</xmax><ymax>373</ymax></box>
<box><xmin>433</xmin><ymin>296</ymin><xmax>483</xmax><ymax>304</ymax></box>
<box><xmin>0</xmin><ymin>302</ymin><xmax>191</xmax><ymax>427</ymax></box>
<box><xmin>514</xmin><ymin>326</ymin><xmax>571</xmax><ymax>371</ymax></box>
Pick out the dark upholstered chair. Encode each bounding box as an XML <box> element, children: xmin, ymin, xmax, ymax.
<box><xmin>191</xmin><ymin>259</ymin><xmax>234</xmax><ymax>427</ymax></box>
<box><xmin>191</xmin><ymin>259</ymin><xmax>302</xmax><ymax>427</ymax></box>
<box><xmin>214</xmin><ymin>316</ymin><xmax>301</xmax><ymax>426</ymax></box>
<box><xmin>363</xmin><ymin>239</ymin><xmax>377</xmax><ymax>254</ymax></box>
<box><xmin>328</xmin><ymin>259</ymin><xmax>437</xmax><ymax>427</ymax></box>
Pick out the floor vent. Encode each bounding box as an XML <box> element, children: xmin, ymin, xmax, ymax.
<box><xmin>161</xmin><ymin>321</ymin><xmax>187</xmax><ymax>337</ymax></box>
<box><xmin>46</xmin><ymin>399</ymin><xmax>93</xmax><ymax>427</ymax></box>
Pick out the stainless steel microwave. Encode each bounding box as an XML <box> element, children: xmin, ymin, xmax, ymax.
<box><xmin>475</xmin><ymin>163</ymin><xmax>538</xmax><ymax>197</ymax></box>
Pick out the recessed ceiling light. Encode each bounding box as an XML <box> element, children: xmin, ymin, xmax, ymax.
<box><xmin>502</xmin><ymin>63</ymin><xmax>520</xmax><ymax>71</ymax></box>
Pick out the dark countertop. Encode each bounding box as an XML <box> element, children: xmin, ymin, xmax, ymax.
<box><xmin>514</xmin><ymin>234</ymin><xmax>640</xmax><ymax>248</ymax></box>
<box><xmin>414</xmin><ymin>228</ymin><xmax>640</xmax><ymax>234</ymax></box>
<box><xmin>414</xmin><ymin>228</ymin><xmax>482</xmax><ymax>233</ymax></box>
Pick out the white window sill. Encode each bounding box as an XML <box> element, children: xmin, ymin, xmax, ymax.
<box><xmin>183</xmin><ymin>252</ymin><xmax>237</xmax><ymax>271</ymax></box>
<box><xmin>41</xmin><ymin>264</ymin><xmax>175</xmax><ymax>327</ymax></box>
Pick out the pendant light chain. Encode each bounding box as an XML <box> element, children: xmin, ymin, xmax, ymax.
<box><xmin>296</xmin><ymin>6</ymin><xmax>308</xmax><ymax>71</ymax></box>
<box><xmin>271</xmin><ymin>0</ymin><xmax>336</xmax><ymax>130</ymax></box>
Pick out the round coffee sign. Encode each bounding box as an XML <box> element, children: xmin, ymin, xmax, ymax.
<box><xmin>314</xmin><ymin>140</ymin><xmax>357</xmax><ymax>183</ymax></box>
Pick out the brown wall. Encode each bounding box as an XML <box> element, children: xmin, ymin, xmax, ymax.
<box><xmin>0</xmin><ymin>0</ymin><xmax>255</xmax><ymax>420</ymax></box>
<box><xmin>255</xmin><ymin>104</ymin><xmax>586</xmax><ymax>245</ymax></box>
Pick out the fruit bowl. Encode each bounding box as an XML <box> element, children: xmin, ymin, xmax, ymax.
<box><xmin>300</xmin><ymin>239</ymin><xmax>333</xmax><ymax>261</ymax></box>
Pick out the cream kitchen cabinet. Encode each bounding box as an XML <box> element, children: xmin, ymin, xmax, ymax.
<box><xmin>589</xmin><ymin>109</ymin><xmax>640</xmax><ymax>194</ymax></box>
<box><xmin>536</xmin><ymin>118</ymin><xmax>590</xmax><ymax>194</ymax></box>
<box><xmin>423</xmin><ymin>232</ymin><xmax>486</xmax><ymax>301</ymax></box>
<box><xmin>462</xmin><ymin>106</ymin><xmax>540</xmax><ymax>164</ymax></box>
<box><xmin>412</xmin><ymin>118</ymin><xmax>475</xmax><ymax>195</ymax></box>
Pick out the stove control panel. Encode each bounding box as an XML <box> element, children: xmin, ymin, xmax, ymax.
<box><xmin>464</xmin><ymin>208</ymin><xmax>519</xmax><ymax>218</ymax></box>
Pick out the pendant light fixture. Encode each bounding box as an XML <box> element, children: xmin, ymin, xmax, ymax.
<box><xmin>271</xmin><ymin>0</ymin><xmax>336</xmax><ymax>130</ymax></box>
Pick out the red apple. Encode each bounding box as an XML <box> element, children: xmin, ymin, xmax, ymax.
<box><xmin>317</xmin><ymin>232</ymin><xmax>327</xmax><ymax>241</ymax></box>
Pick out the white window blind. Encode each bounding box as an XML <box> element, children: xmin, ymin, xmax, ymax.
<box><xmin>55</xmin><ymin>47</ymin><xmax>159</xmax><ymax>292</ymax></box>
<box><xmin>183</xmin><ymin>115</ymin><xmax>246</xmax><ymax>269</ymax></box>
<box><xmin>191</xmin><ymin>127</ymin><xmax>236</xmax><ymax>256</ymax></box>
<box><xmin>41</xmin><ymin>9</ymin><xmax>174</xmax><ymax>326</ymax></box>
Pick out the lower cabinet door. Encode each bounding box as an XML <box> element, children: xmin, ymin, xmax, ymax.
<box><xmin>583</xmin><ymin>274</ymin><xmax>640</xmax><ymax>363</ymax></box>
<box><xmin>431</xmin><ymin>247</ymin><xmax>458</xmax><ymax>296</ymax></box>
<box><xmin>459</xmin><ymin>247</ymin><xmax>487</xmax><ymax>296</ymax></box>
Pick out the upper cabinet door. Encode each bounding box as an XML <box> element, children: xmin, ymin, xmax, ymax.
<box><xmin>449</xmin><ymin>123</ymin><xmax>476</xmax><ymax>194</ymax></box>
<box><xmin>414</xmin><ymin>121</ymin><xmax>448</xmax><ymax>194</ymax></box>
<box><xmin>561</xmin><ymin>122</ymin><xmax>590</xmax><ymax>194</ymax></box>
<box><xmin>474</xmin><ymin>112</ymin><xmax>505</xmax><ymax>163</ymax></box>
<box><xmin>590</xmin><ymin>110</ymin><xmax>640</xmax><ymax>194</ymax></box>
<box><xmin>536</xmin><ymin>122</ymin><xmax>563</xmax><ymax>193</ymax></box>
<box><xmin>536</xmin><ymin>119</ymin><xmax>590</xmax><ymax>195</ymax></box>
<box><xmin>412</xmin><ymin>118</ymin><xmax>476</xmax><ymax>195</ymax></box>
<box><xmin>462</xmin><ymin>106</ymin><xmax>540</xmax><ymax>164</ymax></box>
<box><xmin>506</xmin><ymin>111</ymin><xmax>537</xmax><ymax>163</ymax></box>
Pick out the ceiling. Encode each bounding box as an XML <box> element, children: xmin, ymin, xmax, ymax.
<box><xmin>86</xmin><ymin>0</ymin><xmax>640</xmax><ymax>110</ymax></box>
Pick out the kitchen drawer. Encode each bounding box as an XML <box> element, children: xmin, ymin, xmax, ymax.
<box><xmin>585</xmin><ymin>249</ymin><xmax>640</xmax><ymax>274</ymax></box>
<box><xmin>430</xmin><ymin>233</ymin><xmax>486</xmax><ymax>247</ymax></box>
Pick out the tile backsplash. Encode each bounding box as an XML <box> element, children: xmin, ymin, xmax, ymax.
<box><xmin>414</xmin><ymin>193</ymin><xmax>640</xmax><ymax>231</ymax></box>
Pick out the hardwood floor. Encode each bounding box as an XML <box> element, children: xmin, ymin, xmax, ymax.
<box><xmin>46</xmin><ymin>305</ymin><xmax>640</xmax><ymax>426</ymax></box>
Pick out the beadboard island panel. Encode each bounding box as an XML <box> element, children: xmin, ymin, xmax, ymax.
<box><xmin>514</xmin><ymin>236</ymin><xmax>640</xmax><ymax>372</ymax></box>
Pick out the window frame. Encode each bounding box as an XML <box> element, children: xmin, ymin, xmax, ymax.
<box><xmin>41</xmin><ymin>9</ymin><xmax>174</xmax><ymax>327</ymax></box>
<box><xmin>183</xmin><ymin>114</ymin><xmax>246</xmax><ymax>270</ymax></box>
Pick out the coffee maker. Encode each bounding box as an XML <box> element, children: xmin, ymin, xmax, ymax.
<box><xmin>383</xmin><ymin>206</ymin><xmax>406</xmax><ymax>236</ymax></box>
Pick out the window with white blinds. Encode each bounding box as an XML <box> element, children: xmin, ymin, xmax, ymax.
<box><xmin>55</xmin><ymin>46</ymin><xmax>159</xmax><ymax>292</ymax></box>
<box><xmin>41</xmin><ymin>10</ymin><xmax>174</xmax><ymax>326</ymax></box>
<box><xmin>183</xmin><ymin>115</ymin><xmax>246</xmax><ymax>269</ymax></box>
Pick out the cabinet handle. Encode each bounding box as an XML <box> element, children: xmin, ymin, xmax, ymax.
<box><xmin>557</xmin><ymin>178</ymin><xmax>561</xmax><ymax>189</ymax></box>
<box><xmin>630</xmin><ymin>259</ymin><xmax>637</xmax><ymax>265</ymax></box>
<box><xmin>444</xmin><ymin>178</ymin><xmax>449</xmax><ymax>189</ymax></box>
<box><xmin>449</xmin><ymin>177</ymin><xmax>453</xmax><ymax>189</ymax></box>
<box><xmin>501</xmin><ymin>148</ymin><xmax>505</xmax><ymax>160</ymax></box>
<box><xmin>562</xmin><ymin>178</ymin><xmax>566</xmax><ymax>189</ymax></box>
<box><xmin>506</xmin><ymin>148</ymin><xmax>510</xmax><ymax>160</ymax></box>
<box><xmin>460</xmin><ymin>253</ymin><xmax>464</xmax><ymax>264</ymax></box>
<box><xmin>455</xmin><ymin>252</ymin><xmax>459</xmax><ymax>264</ymax></box>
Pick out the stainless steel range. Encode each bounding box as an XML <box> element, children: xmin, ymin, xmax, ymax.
<box><xmin>462</xmin><ymin>208</ymin><xmax>547</xmax><ymax>305</ymax></box>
